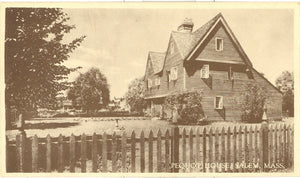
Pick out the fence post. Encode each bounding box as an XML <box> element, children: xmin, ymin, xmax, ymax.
<box><xmin>261</xmin><ymin>108</ymin><xmax>269</xmax><ymax>172</ymax></box>
<box><xmin>171</xmin><ymin>125</ymin><xmax>179</xmax><ymax>172</ymax></box>
<box><xmin>16</xmin><ymin>131</ymin><xmax>26</xmax><ymax>172</ymax></box>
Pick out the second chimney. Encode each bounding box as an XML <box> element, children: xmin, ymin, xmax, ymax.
<box><xmin>177</xmin><ymin>18</ymin><xmax>194</xmax><ymax>33</ymax></box>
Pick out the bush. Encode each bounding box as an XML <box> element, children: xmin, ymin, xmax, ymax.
<box><xmin>163</xmin><ymin>90</ymin><xmax>205</xmax><ymax>124</ymax></box>
<box><xmin>241</xmin><ymin>83</ymin><xmax>268</xmax><ymax>123</ymax></box>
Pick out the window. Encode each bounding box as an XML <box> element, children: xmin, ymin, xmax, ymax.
<box><xmin>228</xmin><ymin>65</ymin><xmax>233</xmax><ymax>80</ymax></box>
<box><xmin>215</xmin><ymin>38</ymin><xmax>223</xmax><ymax>51</ymax></box>
<box><xmin>200</xmin><ymin>64</ymin><xmax>209</xmax><ymax>79</ymax></box>
<box><xmin>148</xmin><ymin>79</ymin><xmax>152</xmax><ymax>89</ymax></box>
<box><xmin>215</xmin><ymin>96</ymin><xmax>223</xmax><ymax>109</ymax></box>
<box><xmin>155</xmin><ymin>77</ymin><xmax>161</xmax><ymax>86</ymax></box>
<box><xmin>170</xmin><ymin>42</ymin><xmax>174</xmax><ymax>54</ymax></box>
<box><xmin>170</xmin><ymin>67</ymin><xmax>178</xmax><ymax>81</ymax></box>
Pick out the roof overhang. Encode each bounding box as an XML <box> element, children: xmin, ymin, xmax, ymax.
<box><xmin>195</xmin><ymin>58</ymin><xmax>246</xmax><ymax>65</ymax></box>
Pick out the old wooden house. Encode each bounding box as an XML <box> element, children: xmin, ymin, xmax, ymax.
<box><xmin>143</xmin><ymin>13</ymin><xmax>282</xmax><ymax>121</ymax></box>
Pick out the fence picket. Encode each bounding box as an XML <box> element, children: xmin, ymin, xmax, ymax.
<box><xmin>46</xmin><ymin>134</ymin><xmax>51</xmax><ymax>172</ymax></box>
<box><xmin>226</xmin><ymin>127</ymin><xmax>231</xmax><ymax>172</ymax></box>
<box><xmin>189</xmin><ymin>128</ymin><xmax>193</xmax><ymax>172</ymax></box>
<box><xmin>283</xmin><ymin>124</ymin><xmax>287</xmax><ymax>168</ymax></box>
<box><xmin>232</xmin><ymin>126</ymin><xmax>237</xmax><ymax>172</ymax></box>
<box><xmin>244</xmin><ymin>126</ymin><xmax>248</xmax><ymax>172</ymax></box>
<box><xmin>274</xmin><ymin>125</ymin><xmax>278</xmax><ymax>164</ymax></box>
<box><xmin>196</xmin><ymin>128</ymin><xmax>200</xmax><ymax>165</ymax></box>
<box><xmin>149</xmin><ymin>130</ymin><xmax>153</xmax><ymax>172</ymax></box>
<box><xmin>81</xmin><ymin>133</ymin><xmax>87</xmax><ymax>173</ymax></box>
<box><xmin>121</xmin><ymin>132</ymin><xmax>127</xmax><ymax>172</ymax></box>
<box><xmin>182</xmin><ymin>128</ymin><xmax>186</xmax><ymax>172</ymax></box>
<box><xmin>249</xmin><ymin>126</ymin><xmax>253</xmax><ymax>172</ymax></box>
<box><xmin>291</xmin><ymin>126</ymin><xmax>294</xmax><ymax>170</ymax></box>
<box><xmin>112</xmin><ymin>132</ymin><xmax>117</xmax><ymax>172</ymax></box>
<box><xmin>140</xmin><ymin>131</ymin><xmax>145</xmax><ymax>173</ymax></box>
<box><xmin>214</xmin><ymin>128</ymin><xmax>219</xmax><ymax>172</ymax></box>
<box><xmin>259</xmin><ymin>124</ymin><xmax>264</xmax><ymax>172</ymax></box>
<box><xmin>202</xmin><ymin>128</ymin><xmax>207</xmax><ymax>173</ymax></box>
<box><xmin>131</xmin><ymin>131</ymin><xmax>136</xmax><ymax>172</ymax></box>
<box><xmin>208</xmin><ymin>128</ymin><xmax>213</xmax><ymax>172</ymax></box>
<box><xmin>165</xmin><ymin>130</ymin><xmax>170</xmax><ymax>172</ymax></box>
<box><xmin>70</xmin><ymin>134</ymin><xmax>75</xmax><ymax>173</ymax></box>
<box><xmin>254</xmin><ymin>126</ymin><xmax>259</xmax><ymax>172</ymax></box>
<box><xmin>58</xmin><ymin>134</ymin><xmax>64</xmax><ymax>173</ymax></box>
<box><xmin>102</xmin><ymin>132</ymin><xmax>107</xmax><ymax>172</ymax></box>
<box><xmin>237</xmin><ymin>126</ymin><xmax>243</xmax><ymax>172</ymax></box>
<box><xmin>286</xmin><ymin>125</ymin><xmax>290</xmax><ymax>168</ymax></box>
<box><xmin>157</xmin><ymin>129</ymin><xmax>162</xmax><ymax>172</ymax></box>
<box><xmin>92</xmin><ymin>133</ymin><xmax>98</xmax><ymax>172</ymax></box>
<box><xmin>269</xmin><ymin>125</ymin><xmax>273</xmax><ymax>166</ymax></box>
<box><xmin>221</xmin><ymin>127</ymin><xmax>225</xmax><ymax>172</ymax></box>
<box><xmin>32</xmin><ymin>135</ymin><xmax>38</xmax><ymax>172</ymax></box>
<box><xmin>279</xmin><ymin>125</ymin><xmax>283</xmax><ymax>164</ymax></box>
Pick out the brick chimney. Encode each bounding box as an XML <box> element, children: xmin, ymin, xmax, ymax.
<box><xmin>177</xmin><ymin>18</ymin><xmax>194</xmax><ymax>33</ymax></box>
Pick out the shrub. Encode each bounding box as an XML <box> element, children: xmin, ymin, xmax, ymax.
<box><xmin>163</xmin><ymin>90</ymin><xmax>205</xmax><ymax>124</ymax></box>
<box><xmin>241</xmin><ymin>83</ymin><xmax>268</xmax><ymax>123</ymax></box>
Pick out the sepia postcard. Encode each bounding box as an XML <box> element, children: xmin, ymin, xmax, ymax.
<box><xmin>0</xmin><ymin>2</ymin><xmax>299</xmax><ymax>177</ymax></box>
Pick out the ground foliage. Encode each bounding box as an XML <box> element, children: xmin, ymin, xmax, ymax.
<box><xmin>163</xmin><ymin>90</ymin><xmax>205</xmax><ymax>124</ymax></box>
<box><xmin>5</xmin><ymin>8</ymin><xmax>85</xmax><ymax>112</ymax></box>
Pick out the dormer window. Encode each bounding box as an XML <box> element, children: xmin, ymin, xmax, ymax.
<box><xmin>215</xmin><ymin>37</ymin><xmax>223</xmax><ymax>51</ymax></box>
<box><xmin>200</xmin><ymin>64</ymin><xmax>209</xmax><ymax>79</ymax></box>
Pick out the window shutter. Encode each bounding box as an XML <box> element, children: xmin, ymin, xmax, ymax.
<box><xmin>170</xmin><ymin>67</ymin><xmax>178</xmax><ymax>81</ymax></box>
<box><xmin>219</xmin><ymin>97</ymin><xmax>223</xmax><ymax>109</ymax></box>
<box><xmin>201</xmin><ymin>64</ymin><xmax>209</xmax><ymax>79</ymax></box>
<box><xmin>155</xmin><ymin>78</ymin><xmax>161</xmax><ymax>86</ymax></box>
<box><xmin>174</xmin><ymin>67</ymin><xmax>178</xmax><ymax>80</ymax></box>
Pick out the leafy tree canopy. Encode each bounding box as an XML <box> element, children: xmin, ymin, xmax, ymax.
<box><xmin>67</xmin><ymin>68</ymin><xmax>110</xmax><ymax>112</ymax></box>
<box><xmin>275</xmin><ymin>71</ymin><xmax>294</xmax><ymax>92</ymax></box>
<box><xmin>275</xmin><ymin>71</ymin><xmax>294</xmax><ymax>116</ymax></box>
<box><xmin>124</xmin><ymin>77</ymin><xmax>146</xmax><ymax>113</ymax></box>
<box><xmin>5</xmin><ymin>8</ymin><xmax>85</xmax><ymax>111</ymax></box>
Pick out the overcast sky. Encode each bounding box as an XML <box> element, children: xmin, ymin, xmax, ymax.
<box><xmin>62</xmin><ymin>8</ymin><xmax>294</xmax><ymax>99</ymax></box>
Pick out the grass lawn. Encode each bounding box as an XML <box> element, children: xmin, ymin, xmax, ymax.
<box><xmin>6</xmin><ymin>117</ymin><xmax>294</xmax><ymax>140</ymax></box>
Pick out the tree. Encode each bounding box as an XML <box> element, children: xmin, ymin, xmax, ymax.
<box><xmin>275</xmin><ymin>71</ymin><xmax>294</xmax><ymax>117</ymax></box>
<box><xmin>241</xmin><ymin>83</ymin><xmax>268</xmax><ymax>123</ymax></box>
<box><xmin>124</xmin><ymin>77</ymin><xmax>146</xmax><ymax>113</ymax></box>
<box><xmin>5</xmin><ymin>8</ymin><xmax>85</xmax><ymax>113</ymax></box>
<box><xmin>67</xmin><ymin>68</ymin><xmax>110</xmax><ymax>113</ymax></box>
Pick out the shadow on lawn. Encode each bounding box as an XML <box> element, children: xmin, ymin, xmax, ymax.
<box><xmin>25</xmin><ymin>122</ymin><xmax>79</xmax><ymax>130</ymax></box>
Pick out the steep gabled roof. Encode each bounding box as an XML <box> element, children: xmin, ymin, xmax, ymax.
<box><xmin>171</xmin><ymin>13</ymin><xmax>252</xmax><ymax>67</ymax></box>
<box><xmin>149</xmin><ymin>51</ymin><xmax>166</xmax><ymax>74</ymax></box>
